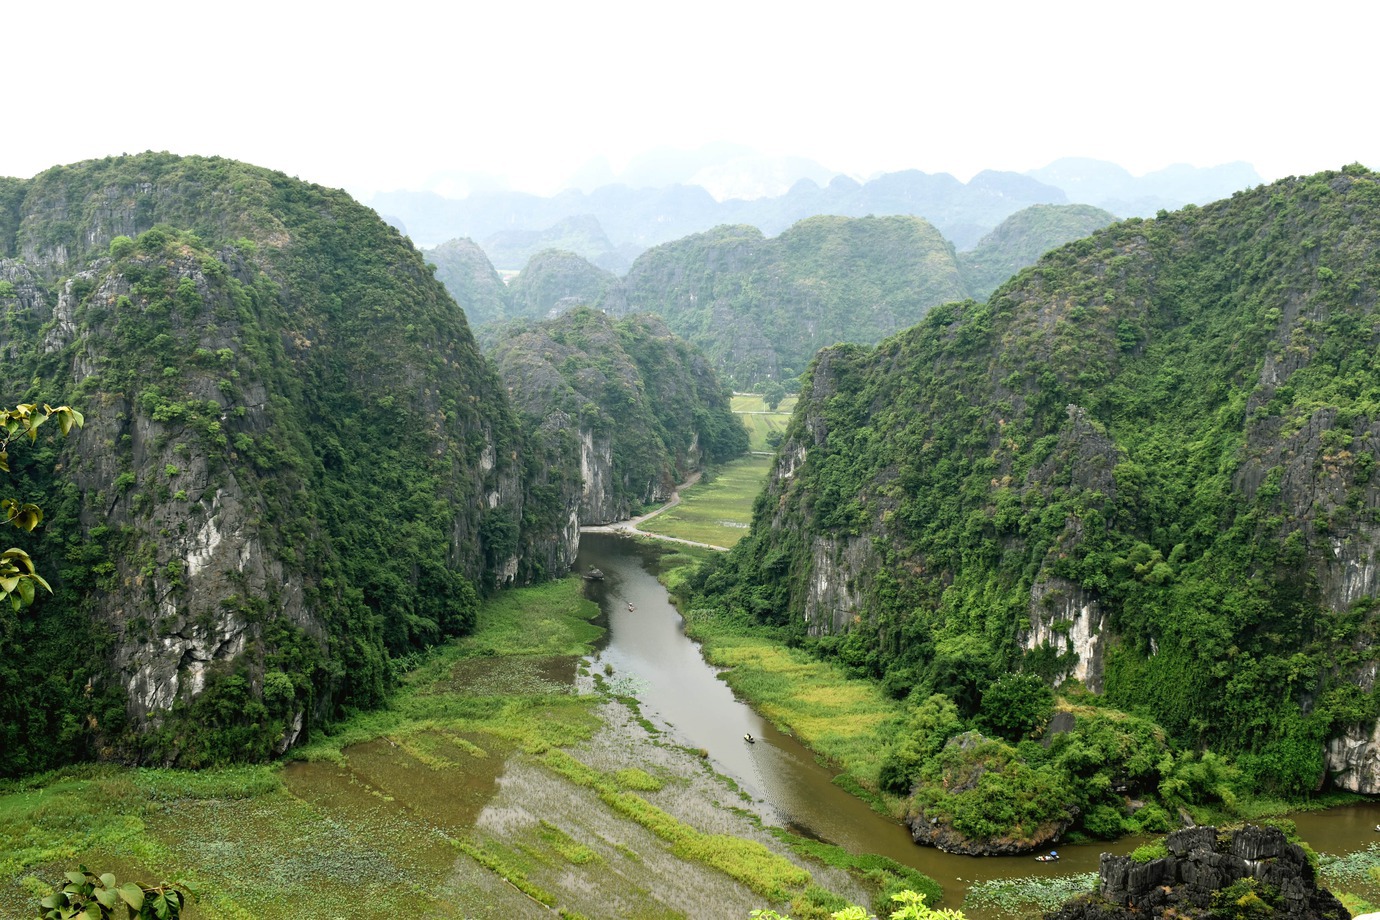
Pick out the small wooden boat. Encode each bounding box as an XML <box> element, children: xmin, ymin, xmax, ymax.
<box><xmin>744</xmin><ymin>733</ymin><xmax>755</xmax><ymax>744</ymax></box>
<box><xmin>1035</xmin><ymin>851</ymin><xmax>1059</xmax><ymax>862</ymax></box>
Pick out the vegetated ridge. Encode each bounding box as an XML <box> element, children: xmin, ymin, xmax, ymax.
<box><xmin>0</xmin><ymin>153</ymin><xmax>580</xmax><ymax>774</ymax></box>
<box><xmin>689</xmin><ymin>166</ymin><xmax>1380</xmax><ymax>851</ymax></box>
<box><xmin>425</xmin><ymin>237</ymin><xmax>510</xmax><ymax>326</ymax></box>
<box><xmin>483</xmin><ymin>307</ymin><xmax>747</xmax><ymax>526</ymax></box>
<box><xmin>505</xmin><ymin>249</ymin><xmax>619</xmax><ymax>321</ymax></box>
<box><xmin>959</xmin><ymin>203</ymin><xmax>1117</xmax><ymax>301</ymax></box>
<box><xmin>609</xmin><ymin>216</ymin><xmax>968</xmax><ymax>387</ymax></box>
<box><xmin>601</xmin><ymin>207</ymin><xmax>1117</xmax><ymax>388</ymax></box>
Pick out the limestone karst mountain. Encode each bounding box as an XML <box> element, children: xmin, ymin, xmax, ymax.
<box><xmin>0</xmin><ymin>153</ymin><xmax>572</xmax><ymax>772</ymax></box>
<box><xmin>691</xmin><ymin>167</ymin><xmax>1380</xmax><ymax>845</ymax></box>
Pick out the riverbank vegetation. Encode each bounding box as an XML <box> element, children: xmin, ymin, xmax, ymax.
<box><xmin>659</xmin><ymin>545</ymin><xmax>1367</xmax><ymax>861</ymax></box>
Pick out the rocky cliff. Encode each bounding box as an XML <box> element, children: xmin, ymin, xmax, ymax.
<box><xmin>0</xmin><ymin>153</ymin><xmax>567</xmax><ymax>772</ymax></box>
<box><xmin>1048</xmin><ymin>825</ymin><xmax>1348</xmax><ymax>920</ymax></box>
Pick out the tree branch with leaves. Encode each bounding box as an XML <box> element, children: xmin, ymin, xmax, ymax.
<box><xmin>0</xmin><ymin>402</ymin><xmax>82</xmax><ymax>611</ymax></box>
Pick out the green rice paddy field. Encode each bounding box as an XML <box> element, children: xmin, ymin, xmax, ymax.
<box><xmin>638</xmin><ymin>454</ymin><xmax>773</xmax><ymax>548</ymax></box>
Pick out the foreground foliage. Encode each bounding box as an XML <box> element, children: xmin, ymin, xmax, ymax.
<box><xmin>0</xmin><ymin>403</ymin><xmax>82</xmax><ymax>611</ymax></box>
<box><xmin>38</xmin><ymin>867</ymin><xmax>186</xmax><ymax>920</ymax></box>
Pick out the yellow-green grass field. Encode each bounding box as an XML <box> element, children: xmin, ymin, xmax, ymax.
<box><xmin>638</xmin><ymin>453</ymin><xmax>773</xmax><ymax>547</ymax></box>
<box><xmin>731</xmin><ymin>394</ymin><xmax>797</xmax><ymax>452</ymax></box>
<box><xmin>0</xmin><ymin>578</ymin><xmax>608</xmax><ymax>919</ymax></box>
<box><xmin>731</xmin><ymin>394</ymin><xmax>798</xmax><ymax>414</ymax></box>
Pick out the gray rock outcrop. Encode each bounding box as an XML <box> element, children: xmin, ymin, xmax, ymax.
<box><xmin>1047</xmin><ymin>825</ymin><xmax>1348</xmax><ymax>920</ymax></box>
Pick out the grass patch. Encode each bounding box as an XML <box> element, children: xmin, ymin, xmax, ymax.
<box><xmin>453</xmin><ymin>837</ymin><xmax>557</xmax><ymax>907</ymax></box>
<box><xmin>536</xmin><ymin>821</ymin><xmax>602</xmax><ymax>866</ymax></box>
<box><xmin>769</xmin><ymin>830</ymin><xmax>944</xmax><ymax>914</ymax></box>
<box><xmin>682</xmin><ymin>627</ymin><xmax>901</xmax><ymax>796</ymax></box>
<box><xmin>964</xmin><ymin>872</ymin><xmax>1099</xmax><ymax>915</ymax></box>
<box><xmin>731</xmin><ymin>395</ymin><xmax>795</xmax><ymax>451</ymax></box>
<box><xmin>739</xmin><ymin>413</ymin><xmax>791</xmax><ymax>452</ymax></box>
<box><xmin>639</xmin><ymin>454</ymin><xmax>773</xmax><ymax>547</ymax></box>
<box><xmin>731</xmin><ymin>394</ymin><xmax>798</xmax><ymax>415</ymax></box>
<box><xmin>613</xmin><ymin>768</ymin><xmax>664</xmax><ymax>792</ymax></box>
<box><xmin>454</xmin><ymin>575</ymin><xmax>605</xmax><ymax>659</ymax></box>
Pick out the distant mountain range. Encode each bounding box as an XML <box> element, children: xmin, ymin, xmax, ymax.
<box><xmin>374</xmin><ymin>157</ymin><xmax>1262</xmax><ymax>273</ymax></box>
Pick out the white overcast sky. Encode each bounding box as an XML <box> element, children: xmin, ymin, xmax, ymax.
<box><xmin>5</xmin><ymin>0</ymin><xmax>1375</xmax><ymax>199</ymax></box>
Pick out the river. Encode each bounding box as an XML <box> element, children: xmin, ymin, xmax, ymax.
<box><xmin>575</xmin><ymin>531</ymin><xmax>1380</xmax><ymax>909</ymax></box>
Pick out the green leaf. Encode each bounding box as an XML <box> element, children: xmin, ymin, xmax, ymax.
<box><xmin>95</xmin><ymin>886</ymin><xmax>118</xmax><ymax>909</ymax></box>
<box><xmin>64</xmin><ymin>871</ymin><xmax>88</xmax><ymax>886</ymax></box>
<box><xmin>99</xmin><ymin>873</ymin><xmax>116</xmax><ymax>889</ymax></box>
<box><xmin>117</xmin><ymin>883</ymin><xmax>144</xmax><ymax>910</ymax></box>
<box><xmin>2</xmin><ymin>548</ymin><xmax>36</xmax><ymax>572</ymax></box>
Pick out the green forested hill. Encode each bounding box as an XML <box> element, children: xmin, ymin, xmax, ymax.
<box><xmin>958</xmin><ymin>203</ymin><xmax>1117</xmax><ymax>300</ymax></box>
<box><xmin>0</xmin><ymin>153</ymin><xmax>567</xmax><ymax>774</ymax></box>
<box><xmin>614</xmin><ymin>216</ymin><xmax>967</xmax><ymax>387</ymax></box>
<box><xmin>486</xmin><ymin>308</ymin><xmax>746</xmax><ymax>524</ymax></box>
<box><xmin>506</xmin><ymin>248</ymin><xmax>618</xmax><ymax>320</ymax></box>
<box><xmin>690</xmin><ymin>166</ymin><xmax>1380</xmax><ymax>846</ymax></box>
<box><xmin>425</xmin><ymin>236</ymin><xmax>511</xmax><ymax>326</ymax></box>
<box><xmin>610</xmin><ymin>210</ymin><xmax>1117</xmax><ymax>388</ymax></box>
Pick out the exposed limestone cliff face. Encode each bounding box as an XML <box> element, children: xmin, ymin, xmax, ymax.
<box><xmin>1021</xmin><ymin>577</ymin><xmax>1108</xmax><ymax>691</ymax></box>
<box><xmin>579</xmin><ymin>428</ymin><xmax>619</xmax><ymax>524</ymax></box>
<box><xmin>803</xmin><ymin>534</ymin><xmax>877</xmax><ymax>636</ymax></box>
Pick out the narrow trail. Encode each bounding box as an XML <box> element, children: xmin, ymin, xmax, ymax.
<box><xmin>579</xmin><ymin>472</ymin><xmax>731</xmax><ymax>552</ymax></box>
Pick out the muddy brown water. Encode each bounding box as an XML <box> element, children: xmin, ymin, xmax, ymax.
<box><xmin>576</xmin><ymin>532</ymin><xmax>1380</xmax><ymax>908</ymax></box>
